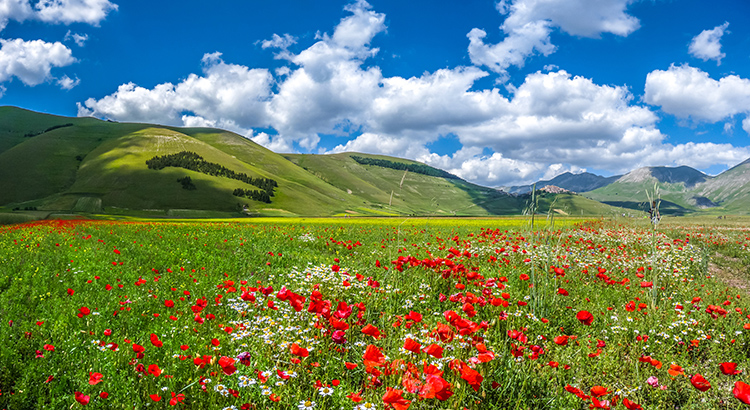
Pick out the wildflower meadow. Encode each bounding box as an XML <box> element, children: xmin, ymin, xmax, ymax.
<box><xmin>2</xmin><ymin>217</ymin><xmax>750</xmax><ymax>409</ymax></box>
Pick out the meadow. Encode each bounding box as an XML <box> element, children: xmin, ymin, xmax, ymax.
<box><xmin>2</xmin><ymin>216</ymin><xmax>750</xmax><ymax>409</ymax></box>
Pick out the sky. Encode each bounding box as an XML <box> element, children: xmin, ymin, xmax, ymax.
<box><xmin>3</xmin><ymin>0</ymin><xmax>750</xmax><ymax>187</ymax></box>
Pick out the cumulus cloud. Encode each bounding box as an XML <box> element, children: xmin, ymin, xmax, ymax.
<box><xmin>78</xmin><ymin>52</ymin><xmax>273</xmax><ymax>130</ymax></box>
<box><xmin>0</xmin><ymin>0</ymin><xmax>117</xmax><ymax>31</ymax></box>
<box><xmin>468</xmin><ymin>0</ymin><xmax>639</xmax><ymax>77</ymax></box>
<box><xmin>0</xmin><ymin>38</ymin><xmax>75</xmax><ymax>87</ymax></box>
<box><xmin>644</xmin><ymin>64</ymin><xmax>750</xmax><ymax>122</ymax></box>
<box><xmin>689</xmin><ymin>22</ymin><xmax>729</xmax><ymax>65</ymax></box>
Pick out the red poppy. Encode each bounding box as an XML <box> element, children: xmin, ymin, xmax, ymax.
<box><xmin>590</xmin><ymin>385</ymin><xmax>610</xmax><ymax>397</ymax></box>
<box><xmin>690</xmin><ymin>373</ymin><xmax>711</xmax><ymax>392</ymax></box>
<box><xmin>668</xmin><ymin>363</ymin><xmax>685</xmax><ymax>377</ymax></box>
<box><xmin>405</xmin><ymin>311</ymin><xmax>422</xmax><ymax>322</ymax></box>
<box><xmin>576</xmin><ymin>310</ymin><xmax>593</xmax><ymax>326</ymax></box>
<box><xmin>164</xmin><ymin>300</ymin><xmax>174</xmax><ymax>308</ymax></box>
<box><xmin>564</xmin><ymin>384</ymin><xmax>589</xmax><ymax>400</ymax></box>
<box><xmin>363</xmin><ymin>344</ymin><xmax>385</xmax><ymax>369</ymax></box>
<box><xmin>149</xmin><ymin>333</ymin><xmax>163</xmax><ymax>348</ymax></box>
<box><xmin>459</xmin><ymin>362</ymin><xmax>483</xmax><ymax>392</ymax></box>
<box><xmin>149</xmin><ymin>394</ymin><xmax>161</xmax><ymax>402</ymax></box>
<box><xmin>88</xmin><ymin>372</ymin><xmax>103</xmax><ymax>385</ymax></box>
<box><xmin>553</xmin><ymin>336</ymin><xmax>569</xmax><ymax>346</ymax></box>
<box><xmin>734</xmin><ymin>381</ymin><xmax>750</xmax><ymax>404</ymax></box>
<box><xmin>361</xmin><ymin>324</ymin><xmax>382</xmax><ymax>339</ymax></box>
<box><xmin>557</xmin><ymin>288</ymin><xmax>569</xmax><ymax>296</ymax></box>
<box><xmin>290</xmin><ymin>343</ymin><xmax>309</xmax><ymax>358</ymax></box>
<box><xmin>147</xmin><ymin>364</ymin><xmax>162</xmax><ymax>377</ymax></box>
<box><xmin>382</xmin><ymin>388</ymin><xmax>411</xmax><ymax>410</ymax></box>
<box><xmin>345</xmin><ymin>362</ymin><xmax>358</xmax><ymax>370</ymax></box>
<box><xmin>403</xmin><ymin>338</ymin><xmax>421</xmax><ymax>354</ymax></box>
<box><xmin>74</xmin><ymin>391</ymin><xmax>90</xmax><ymax>405</ymax></box>
<box><xmin>99</xmin><ymin>392</ymin><xmax>108</xmax><ymax>399</ymax></box>
<box><xmin>622</xmin><ymin>398</ymin><xmax>643</xmax><ymax>410</ymax></box>
<box><xmin>720</xmin><ymin>362</ymin><xmax>741</xmax><ymax>375</ymax></box>
<box><xmin>423</xmin><ymin>343</ymin><xmax>444</xmax><ymax>358</ymax></box>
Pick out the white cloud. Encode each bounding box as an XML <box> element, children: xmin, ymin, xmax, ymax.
<box><xmin>34</xmin><ymin>0</ymin><xmax>117</xmax><ymax>26</ymax></box>
<box><xmin>57</xmin><ymin>74</ymin><xmax>79</xmax><ymax>89</ymax></box>
<box><xmin>644</xmin><ymin>64</ymin><xmax>750</xmax><ymax>122</ymax></box>
<box><xmin>64</xmin><ymin>30</ymin><xmax>89</xmax><ymax>47</ymax></box>
<box><xmin>0</xmin><ymin>0</ymin><xmax>116</xmax><ymax>30</ymax></box>
<box><xmin>0</xmin><ymin>38</ymin><xmax>75</xmax><ymax>86</ymax></box>
<box><xmin>689</xmin><ymin>22</ymin><xmax>729</xmax><ymax>65</ymax></box>
<box><xmin>468</xmin><ymin>0</ymin><xmax>639</xmax><ymax>77</ymax></box>
<box><xmin>79</xmin><ymin>52</ymin><xmax>273</xmax><ymax>130</ymax></box>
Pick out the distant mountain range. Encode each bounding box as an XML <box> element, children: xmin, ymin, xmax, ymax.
<box><xmin>512</xmin><ymin>161</ymin><xmax>750</xmax><ymax>215</ymax></box>
<box><xmin>2</xmin><ymin>106</ymin><xmax>749</xmax><ymax>218</ymax></box>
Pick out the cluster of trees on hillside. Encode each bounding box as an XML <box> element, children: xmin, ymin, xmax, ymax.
<box><xmin>232</xmin><ymin>188</ymin><xmax>271</xmax><ymax>203</ymax></box>
<box><xmin>146</xmin><ymin>151</ymin><xmax>277</xmax><ymax>201</ymax></box>
<box><xmin>24</xmin><ymin>123</ymin><xmax>73</xmax><ymax>138</ymax></box>
<box><xmin>350</xmin><ymin>155</ymin><xmax>459</xmax><ymax>180</ymax></box>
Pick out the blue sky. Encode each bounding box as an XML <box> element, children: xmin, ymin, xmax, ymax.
<box><xmin>3</xmin><ymin>0</ymin><xmax>750</xmax><ymax>186</ymax></box>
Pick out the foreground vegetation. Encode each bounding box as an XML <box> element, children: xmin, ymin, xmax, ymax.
<box><xmin>2</xmin><ymin>216</ymin><xmax>750</xmax><ymax>409</ymax></box>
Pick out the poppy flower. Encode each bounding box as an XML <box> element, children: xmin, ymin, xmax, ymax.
<box><xmin>576</xmin><ymin>310</ymin><xmax>593</xmax><ymax>326</ymax></box>
<box><xmin>403</xmin><ymin>338</ymin><xmax>421</xmax><ymax>354</ymax></box>
<box><xmin>332</xmin><ymin>330</ymin><xmax>347</xmax><ymax>344</ymax></box>
<box><xmin>459</xmin><ymin>362</ymin><xmax>483</xmax><ymax>392</ymax></box>
<box><xmin>690</xmin><ymin>373</ymin><xmax>711</xmax><ymax>392</ymax></box>
<box><xmin>668</xmin><ymin>363</ymin><xmax>685</xmax><ymax>377</ymax></box>
<box><xmin>363</xmin><ymin>344</ymin><xmax>385</xmax><ymax>369</ymax></box>
<box><xmin>149</xmin><ymin>333</ymin><xmax>163</xmax><ymax>348</ymax></box>
<box><xmin>622</xmin><ymin>398</ymin><xmax>643</xmax><ymax>410</ymax></box>
<box><xmin>423</xmin><ymin>343</ymin><xmax>444</xmax><ymax>358</ymax></box>
<box><xmin>720</xmin><ymin>362</ymin><xmax>741</xmax><ymax>375</ymax></box>
<box><xmin>383</xmin><ymin>388</ymin><xmax>411</xmax><ymax>410</ymax></box>
<box><xmin>149</xmin><ymin>394</ymin><xmax>161</xmax><ymax>401</ymax></box>
<box><xmin>88</xmin><ymin>372</ymin><xmax>103</xmax><ymax>385</ymax></box>
<box><xmin>290</xmin><ymin>343</ymin><xmax>309</xmax><ymax>358</ymax></box>
<box><xmin>361</xmin><ymin>324</ymin><xmax>382</xmax><ymax>339</ymax></box>
<box><xmin>74</xmin><ymin>391</ymin><xmax>90</xmax><ymax>405</ymax></box>
<box><xmin>147</xmin><ymin>364</ymin><xmax>161</xmax><ymax>377</ymax></box>
<box><xmin>590</xmin><ymin>385</ymin><xmax>610</xmax><ymax>397</ymax></box>
<box><xmin>345</xmin><ymin>362</ymin><xmax>358</xmax><ymax>370</ymax></box>
<box><xmin>734</xmin><ymin>381</ymin><xmax>750</xmax><ymax>404</ymax></box>
<box><xmin>99</xmin><ymin>392</ymin><xmax>108</xmax><ymax>399</ymax></box>
<box><xmin>557</xmin><ymin>288</ymin><xmax>569</xmax><ymax>296</ymax></box>
<box><xmin>553</xmin><ymin>336</ymin><xmax>569</xmax><ymax>346</ymax></box>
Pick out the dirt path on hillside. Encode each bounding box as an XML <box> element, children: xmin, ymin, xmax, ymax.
<box><xmin>709</xmin><ymin>252</ymin><xmax>750</xmax><ymax>295</ymax></box>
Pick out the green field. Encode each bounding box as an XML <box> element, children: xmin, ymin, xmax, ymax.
<box><xmin>3</xmin><ymin>216</ymin><xmax>750</xmax><ymax>409</ymax></box>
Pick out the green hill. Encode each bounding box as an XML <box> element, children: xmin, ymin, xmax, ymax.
<box><xmin>0</xmin><ymin>106</ymin><xmax>637</xmax><ymax>218</ymax></box>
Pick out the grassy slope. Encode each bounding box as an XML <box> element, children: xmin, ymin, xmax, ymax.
<box><xmin>284</xmin><ymin>152</ymin><xmax>527</xmax><ymax>216</ymax></box>
<box><xmin>175</xmin><ymin>129</ymin><xmax>363</xmax><ymax>215</ymax></box>
<box><xmin>0</xmin><ymin>106</ymin><xmax>647</xmax><ymax>217</ymax></box>
<box><xmin>583</xmin><ymin>180</ymin><xmax>699</xmax><ymax>215</ymax></box>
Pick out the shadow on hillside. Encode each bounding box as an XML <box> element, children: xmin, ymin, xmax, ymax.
<box><xmin>600</xmin><ymin>200</ymin><xmax>690</xmax><ymax>216</ymax></box>
<box><xmin>447</xmin><ymin>179</ymin><xmax>524</xmax><ymax>215</ymax></box>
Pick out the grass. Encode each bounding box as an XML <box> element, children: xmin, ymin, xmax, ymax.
<box><xmin>3</xmin><ymin>216</ymin><xmax>750</xmax><ymax>409</ymax></box>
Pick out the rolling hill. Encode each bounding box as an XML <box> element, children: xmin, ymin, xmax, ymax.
<box><xmin>0</xmin><ymin>106</ymin><xmax>541</xmax><ymax>217</ymax></box>
<box><xmin>3</xmin><ymin>106</ymin><xmax>719</xmax><ymax>218</ymax></box>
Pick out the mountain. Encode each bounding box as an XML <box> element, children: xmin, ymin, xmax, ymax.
<box><xmin>0</xmin><ymin>106</ymin><xmax>550</xmax><ymax>217</ymax></box>
<box><xmin>580</xmin><ymin>165</ymin><xmax>750</xmax><ymax>214</ymax></box>
<box><xmin>5</xmin><ymin>106</ymin><xmax>737</xmax><ymax>218</ymax></box>
<box><xmin>504</xmin><ymin>171</ymin><xmax>621</xmax><ymax>194</ymax></box>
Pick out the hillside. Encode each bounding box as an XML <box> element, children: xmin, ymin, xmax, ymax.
<box><xmin>0</xmin><ymin>106</ymin><xmax>686</xmax><ymax>218</ymax></box>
